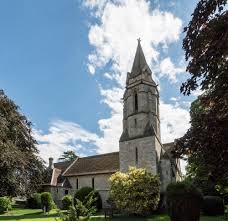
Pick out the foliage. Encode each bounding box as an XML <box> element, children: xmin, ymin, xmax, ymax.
<box><xmin>27</xmin><ymin>193</ymin><xmax>42</xmax><ymax>209</ymax></box>
<box><xmin>182</xmin><ymin>0</ymin><xmax>228</xmax><ymax>95</ymax></box>
<box><xmin>109</xmin><ymin>167</ymin><xmax>160</xmax><ymax>216</ymax></box>
<box><xmin>58</xmin><ymin>151</ymin><xmax>78</xmax><ymax>162</ymax></box>
<box><xmin>203</xmin><ymin>196</ymin><xmax>224</xmax><ymax>216</ymax></box>
<box><xmin>74</xmin><ymin>187</ymin><xmax>102</xmax><ymax>211</ymax></box>
<box><xmin>56</xmin><ymin>192</ymin><xmax>96</xmax><ymax>221</ymax></box>
<box><xmin>0</xmin><ymin>197</ymin><xmax>11</xmax><ymax>214</ymax></box>
<box><xmin>184</xmin><ymin>153</ymin><xmax>218</xmax><ymax>196</ymax></box>
<box><xmin>174</xmin><ymin>94</ymin><xmax>228</xmax><ymax>190</ymax></box>
<box><xmin>0</xmin><ymin>207</ymin><xmax>225</xmax><ymax>221</ymax></box>
<box><xmin>215</xmin><ymin>185</ymin><xmax>228</xmax><ymax>204</ymax></box>
<box><xmin>174</xmin><ymin>0</ymin><xmax>228</xmax><ymax>191</ymax></box>
<box><xmin>0</xmin><ymin>89</ymin><xmax>48</xmax><ymax>197</ymax></box>
<box><xmin>40</xmin><ymin>192</ymin><xmax>54</xmax><ymax>213</ymax></box>
<box><xmin>62</xmin><ymin>195</ymin><xmax>73</xmax><ymax>210</ymax></box>
<box><xmin>167</xmin><ymin>181</ymin><xmax>203</xmax><ymax>221</ymax></box>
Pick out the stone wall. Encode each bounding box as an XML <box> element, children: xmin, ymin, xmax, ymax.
<box><xmin>160</xmin><ymin>159</ymin><xmax>172</xmax><ymax>192</ymax></box>
<box><xmin>119</xmin><ymin>136</ymin><xmax>161</xmax><ymax>175</ymax></box>
<box><xmin>67</xmin><ymin>173</ymin><xmax>113</xmax><ymax>208</ymax></box>
<box><xmin>48</xmin><ymin>186</ymin><xmax>73</xmax><ymax>208</ymax></box>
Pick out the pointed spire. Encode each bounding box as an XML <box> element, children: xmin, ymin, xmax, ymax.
<box><xmin>130</xmin><ymin>39</ymin><xmax>150</xmax><ymax>78</ymax></box>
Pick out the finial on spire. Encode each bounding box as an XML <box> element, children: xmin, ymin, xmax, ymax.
<box><xmin>137</xmin><ymin>38</ymin><xmax>141</xmax><ymax>43</ymax></box>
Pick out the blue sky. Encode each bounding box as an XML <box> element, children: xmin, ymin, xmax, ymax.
<box><xmin>0</xmin><ymin>0</ymin><xmax>200</xmax><ymax>164</ymax></box>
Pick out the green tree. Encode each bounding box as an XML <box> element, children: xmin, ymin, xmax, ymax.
<box><xmin>109</xmin><ymin>167</ymin><xmax>160</xmax><ymax>216</ymax></box>
<box><xmin>40</xmin><ymin>192</ymin><xmax>54</xmax><ymax>213</ymax></box>
<box><xmin>174</xmin><ymin>0</ymin><xmax>228</xmax><ymax>190</ymax></box>
<box><xmin>58</xmin><ymin>150</ymin><xmax>77</xmax><ymax>162</ymax></box>
<box><xmin>0</xmin><ymin>90</ymin><xmax>47</xmax><ymax>196</ymax></box>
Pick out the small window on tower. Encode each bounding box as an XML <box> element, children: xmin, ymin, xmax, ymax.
<box><xmin>76</xmin><ymin>178</ymin><xmax>79</xmax><ymax>190</ymax></box>
<box><xmin>92</xmin><ymin>178</ymin><xmax>95</xmax><ymax>189</ymax></box>
<box><xmin>135</xmin><ymin>147</ymin><xmax>138</xmax><ymax>165</ymax></box>
<box><xmin>134</xmin><ymin>119</ymin><xmax>137</xmax><ymax>127</ymax></box>
<box><xmin>135</xmin><ymin>93</ymin><xmax>138</xmax><ymax>112</ymax></box>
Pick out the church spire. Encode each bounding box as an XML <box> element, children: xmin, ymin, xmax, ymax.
<box><xmin>130</xmin><ymin>38</ymin><xmax>151</xmax><ymax>78</ymax></box>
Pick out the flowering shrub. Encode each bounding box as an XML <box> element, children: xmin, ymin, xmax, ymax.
<box><xmin>109</xmin><ymin>167</ymin><xmax>160</xmax><ymax>215</ymax></box>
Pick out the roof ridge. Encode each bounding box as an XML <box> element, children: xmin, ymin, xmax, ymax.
<box><xmin>78</xmin><ymin>151</ymin><xmax>119</xmax><ymax>160</ymax></box>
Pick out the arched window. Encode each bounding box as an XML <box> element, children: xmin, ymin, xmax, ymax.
<box><xmin>135</xmin><ymin>147</ymin><xmax>138</xmax><ymax>165</ymax></box>
<box><xmin>134</xmin><ymin>119</ymin><xmax>137</xmax><ymax>127</ymax></box>
<box><xmin>76</xmin><ymin>178</ymin><xmax>79</xmax><ymax>190</ymax></box>
<box><xmin>92</xmin><ymin>178</ymin><xmax>95</xmax><ymax>189</ymax></box>
<box><xmin>134</xmin><ymin>93</ymin><xmax>138</xmax><ymax>112</ymax></box>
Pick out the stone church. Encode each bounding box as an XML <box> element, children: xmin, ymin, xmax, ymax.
<box><xmin>42</xmin><ymin>40</ymin><xmax>182</xmax><ymax>207</ymax></box>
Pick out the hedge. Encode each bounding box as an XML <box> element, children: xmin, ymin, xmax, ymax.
<box><xmin>62</xmin><ymin>195</ymin><xmax>73</xmax><ymax>210</ymax></box>
<box><xmin>27</xmin><ymin>193</ymin><xmax>41</xmax><ymax>209</ymax></box>
<box><xmin>203</xmin><ymin>196</ymin><xmax>224</xmax><ymax>216</ymax></box>
<box><xmin>74</xmin><ymin>187</ymin><xmax>102</xmax><ymax>211</ymax></box>
<box><xmin>40</xmin><ymin>192</ymin><xmax>55</xmax><ymax>212</ymax></box>
<box><xmin>167</xmin><ymin>182</ymin><xmax>203</xmax><ymax>221</ymax></box>
<box><xmin>0</xmin><ymin>197</ymin><xmax>11</xmax><ymax>214</ymax></box>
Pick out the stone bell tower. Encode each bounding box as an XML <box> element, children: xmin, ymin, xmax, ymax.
<box><xmin>119</xmin><ymin>39</ymin><xmax>162</xmax><ymax>174</ymax></box>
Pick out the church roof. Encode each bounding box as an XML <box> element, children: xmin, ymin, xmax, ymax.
<box><xmin>43</xmin><ymin>160</ymin><xmax>73</xmax><ymax>187</ymax></box>
<box><xmin>54</xmin><ymin>160</ymin><xmax>73</xmax><ymax>171</ymax></box>
<box><xmin>130</xmin><ymin>39</ymin><xmax>151</xmax><ymax>78</ymax></box>
<box><xmin>63</xmin><ymin>152</ymin><xmax>119</xmax><ymax>176</ymax></box>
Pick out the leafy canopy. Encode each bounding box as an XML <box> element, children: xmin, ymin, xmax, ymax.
<box><xmin>174</xmin><ymin>0</ymin><xmax>228</xmax><ymax>190</ymax></box>
<box><xmin>0</xmin><ymin>89</ymin><xmax>48</xmax><ymax>197</ymax></box>
<box><xmin>58</xmin><ymin>150</ymin><xmax>78</xmax><ymax>162</ymax></box>
<box><xmin>109</xmin><ymin>167</ymin><xmax>160</xmax><ymax>216</ymax></box>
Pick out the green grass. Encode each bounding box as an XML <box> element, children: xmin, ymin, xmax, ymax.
<box><xmin>0</xmin><ymin>208</ymin><xmax>224</xmax><ymax>221</ymax></box>
<box><xmin>0</xmin><ymin>208</ymin><xmax>58</xmax><ymax>221</ymax></box>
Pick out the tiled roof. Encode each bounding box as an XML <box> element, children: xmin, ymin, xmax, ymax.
<box><xmin>43</xmin><ymin>160</ymin><xmax>73</xmax><ymax>186</ymax></box>
<box><xmin>54</xmin><ymin>161</ymin><xmax>73</xmax><ymax>172</ymax></box>
<box><xmin>63</xmin><ymin>152</ymin><xmax>119</xmax><ymax>176</ymax></box>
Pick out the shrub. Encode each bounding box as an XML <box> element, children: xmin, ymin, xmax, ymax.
<box><xmin>62</xmin><ymin>195</ymin><xmax>73</xmax><ymax>210</ymax></box>
<box><xmin>27</xmin><ymin>193</ymin><xmax>41</xmax><ymax>209</ymax></box>
<box><xmin>56</xmin><ymin>193</ymin><xmax>97</xmax><ymax>221</ymax></box>
<box><xmin>74</xmin><ymin>187</ymin><xmax>102</xmax><ymax>211</ymax></box>
<box><xmin>203</xmin><ymin>196</ymin><xmax>224</xmax><ymax>215</ymax></box>
<box><xmin>109</xmin><ymin>167</ymin><xmax>160</xmax><ymax>216</ymax></box>
<box><xmin>167</xmin><ymin>181</ymin><xmax>203</xmax><ymax>221</ymax></box>
<box><xmin>0</xmin><ymin>197</ymin><xmax>11</xmax><ymax>214</ymax></box>
<box><xmin>40</xmin><ymin>192</ymin><xmax>54</xmax><ymax>213</ymax></box>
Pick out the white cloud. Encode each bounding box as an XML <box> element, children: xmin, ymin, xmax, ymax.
<box><xmin>87</xmin><ymin>0</ymin><xmax>182</xmax><ymax>87</ymax></box>
<box><xmin>83</xmin><ymin>0</ymin><xmax>189</xmax><ymax>156</ymax></box>
<box><xmin>170</xmin><ymin>96</ymin><xmax>180</xmax><ymax>101</ymax></box>
<box><xmin>34</xmin><ymin>120</ymin><xmax>98</xmax><ymax>163</ymax></box>
<box><xmin>160</xmin><ymin>101</ymin><xmax>190</xmax><ymax>143</ymax></box>
<box><xmin>36</xmin><ymin>0</ymin><xmax>190</xmax><ymax>176</ymax></box>
<box><xmin>192</xmin><ymin>88</ymin><xmax>203</xmax><ymax>97</ymax></box>
<box><xmin>159</xmin><ymin>57</ymin><xmax>185</xmax><ymax>83</ymax></box>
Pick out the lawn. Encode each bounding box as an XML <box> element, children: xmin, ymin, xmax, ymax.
<box><xmin>0</xmin><ymin>208</ymin><xmax>224</xmax><ymax>221</ymax></box>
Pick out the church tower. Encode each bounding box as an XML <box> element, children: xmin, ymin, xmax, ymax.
<box><xmin>119</xmin><ymin>40</ymin><xmax>162</xmax><ymax>174</ymax></box>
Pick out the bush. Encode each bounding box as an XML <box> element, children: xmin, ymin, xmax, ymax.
<box><xmin>27</xmin><ymin>193</ymin><xmax>41</xmax><ymax>209</ymax></box>
<box><xmin>62</xmin><ymin>195</ymin><xmax>73</xmax><ymax>210</ymax></box>
<box><xmin>56</xmin><ymin>193</ymin><xmax>97</xmax><ymax>221</ymax></box>
<box><xmin>74</xmin><ymin>187</ymin><xmax>102</xmax><ymax>211</ymax></box>
<box><xmin>203</xmin><ymin>196</ymin><xmax>224</xmax><ymax>216</ymax></box>
<box><xmin>0</xmin><ymin>197</ymin><xmax>11</xmax><ymax>214</ymax></box>
<box><xmin>167</xmin><ymin>181</ymin><xmax>203</xmax><ymax>221</ymax></box>
<box><xmin>109</xmin><ymin>167</ymin><xmax>160</xmax><ymax>216</ymax></box>
<box><xmin>40</xmin><ymin>192</ymin><xmax>54</xmax><ymax>213</ymax></box>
